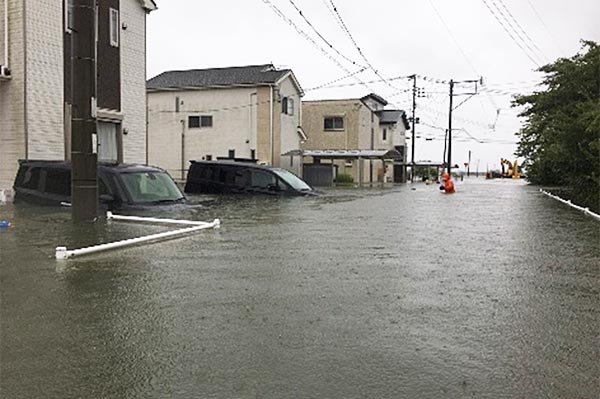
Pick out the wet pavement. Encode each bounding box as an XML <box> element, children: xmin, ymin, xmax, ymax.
<box><xmin>0</xmin><ymin>179</ymin><xmax>598</xmax><ymax>398</ymax></box>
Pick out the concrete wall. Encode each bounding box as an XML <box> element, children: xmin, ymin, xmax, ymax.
<box><xmin>120</xmin><ymin>0</ymin><xmax>147</xmax><ymax>164</ymax></box>
<box><xmin>0</xmin><ymin>0</ymin><xmax>25</xmax><ymax>196</ymax></box>
<box><xmin>25</xmin><ymin>0</ymin><xmax>64</xmax><ymax>160</ymax></box>
<box><xmin>147</xmin><ymin>86</ymin><xmax>259</xmax><ymax>179</ymax></box>
<box><xmin>301</xmin><ymin>100</ymin><xmax>361</xmax><ymax>150</ymax></box>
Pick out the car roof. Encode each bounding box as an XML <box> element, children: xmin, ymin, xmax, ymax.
<box><xmin>190</xmin><ymin>160</ymin><xmax>275</xmax><ymax>171</ymax></box>
<box><xmin>18</xmin><ymin>160</ymin><xmax>168</xmax><ymax>174</ymax></box>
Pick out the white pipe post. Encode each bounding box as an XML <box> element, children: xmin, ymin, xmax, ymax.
<box><xmin>56</xmin><ymin>219</ymin><xmax>220</xmax><ymax>260</ymax></box>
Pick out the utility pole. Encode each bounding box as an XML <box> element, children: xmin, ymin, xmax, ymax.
<box><xmin>447</xmin><ymin>77</ymin><xmax>480</xmax><ymax>176</ymax></box>
<box><xmin>467</xmin><ymin>150</ymin><xmax>471</xmax><ymax>177</ymax></box>
<box><xmin>447</xmin><ymin>80</ymin><xmax>453</xmax><ymax>175</ymax></box>
<box><xmin>71</xmin><ymin>0</ymin><xmax>98</xmax><ymax>221</ymax></box>
<box><xmin>410</xmin><ymin>74</ymin><xmax>416</xmax><ymax>182</ymax></box>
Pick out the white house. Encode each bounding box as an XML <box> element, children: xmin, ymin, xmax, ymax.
<box><xmin>146</xmin><ymin>64</ymin><xmax>306</xmax><ymax>180</ymax></box>
<box><xmin>0</xmin><ymin>0</ymin><xmax>156</xmax><ymax>202</ymax></box>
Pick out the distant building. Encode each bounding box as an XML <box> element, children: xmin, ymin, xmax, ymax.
<box><xmin>301</xmin><ymin>94</ymin><xmax>409</xmax><ymax>184</ymax></box>
<box><xmin>0</xmin><ymin>0</ymin><xmax>157</xmax><ymax>201</ymax></box>
<box><xmin>146</xmin><ymin>64</ymin><xmax>306</xmax><ymax>180</ymax></box>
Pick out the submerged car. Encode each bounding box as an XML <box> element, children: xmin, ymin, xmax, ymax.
<box><xmin>13</xmin><ymin>160</ymin><xmax>186</xmax><ymax>210</ymax></box>
<box><xmin>184</xmin><ymin>160</ymin><xmax>317</xmax><ymax>196</ymax></box>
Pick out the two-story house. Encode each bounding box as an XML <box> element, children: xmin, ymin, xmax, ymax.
<box><xmin>301</xmin><ymin>94</ymin><xmax>409</xmax><ymax>184</ymax></box>
<box><xmin>0</xmin><ymin>0</ymin><xmax>156</xmax><ymax>202</ymax></box>
<box><xmin>146</xmin><ymin>64</ymin><xmax>306</xmax><ymax>180</ymax></box>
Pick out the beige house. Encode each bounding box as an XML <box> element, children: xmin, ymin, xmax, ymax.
<box><xmin>146</xmin><ymin>64</ymin><xmax>306</xmax><ymax>181</ymax></box>
<box><xmin>0</xmin><ymin>0</ymin><xmax>156</xmax><ymax>202</ymax></box>
<box><xmin>301</xmin><ymin>94</ymin><xmax>409</xmax><ymax>184</ymax></box>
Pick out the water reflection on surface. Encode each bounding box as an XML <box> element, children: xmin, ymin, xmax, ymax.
<box><xmin>1</xmin><ymin>179</ymin><xmax>598</xmax><ymax>398</ymax></box>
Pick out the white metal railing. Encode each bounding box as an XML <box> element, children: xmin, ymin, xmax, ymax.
<box><xmin>55</xmin><ymin>212</ymin><xmax>220</xmax><ymax>260</ymax></box>
<box><xmin>540</xmin><ymin>189</ymin><xmax>600</xmax><ymax>222</ymax></box>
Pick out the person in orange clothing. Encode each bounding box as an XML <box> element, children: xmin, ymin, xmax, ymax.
<box><xmin>440</xmin><ymin>172</ymin><xmax>455</xmax><ymax>194</ymax></box>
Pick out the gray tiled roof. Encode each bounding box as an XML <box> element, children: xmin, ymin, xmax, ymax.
<box><xmin>147</xmin><ymin>64</ymin><xmax>291</xmax><ymax>90</ymax></box>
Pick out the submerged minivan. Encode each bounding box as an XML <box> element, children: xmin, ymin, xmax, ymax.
<box><xmin>13</xmin><ymin>160</ymin><xmax>186</xmax><ymax>210</ymax></box>
<box><xmin>184</xmin><ymin>160</ymin><xmax>316</xmax><ymax>196</ymax></box>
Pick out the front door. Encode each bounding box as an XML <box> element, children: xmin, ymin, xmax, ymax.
<box><xmin>97</xmin><ymin>122</ymin><xmax>119</xmax><ymax>162</ymax></box>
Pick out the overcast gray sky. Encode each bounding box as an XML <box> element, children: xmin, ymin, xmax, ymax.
<box><xmin>147</xmin><ymin>0</ymin><xmax>599</xmax><ymax>170</ymax></box>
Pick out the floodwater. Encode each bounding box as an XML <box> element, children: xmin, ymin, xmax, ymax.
<box><xmin>0</xmin><ymin>179</ymin><xmax>598</xmax><ymax>398</ymax></box>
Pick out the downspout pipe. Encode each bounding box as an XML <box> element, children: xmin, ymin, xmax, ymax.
<box><xmin>180</xmin><ymin>119</ymin><xmax>185</xmax><ymax>181</ymax></box>
<box><xmin>269</xmin><ymin>85</ymin><xmax>274</xmax><ymax>165</ymax></box>
<box><xmin>3</xmin><ymin>0</ymin><xmax>8</xmax><ymax>70</ymax></box>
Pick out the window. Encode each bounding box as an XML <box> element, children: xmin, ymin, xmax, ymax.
<box><xmin>21</xmin><ymin>168</ymin><xmax>41</xmax><ymax>190</ymax></box>
<box><xmin>228</xmin><ymin>149</ymin><xmax>235</xmax><ymax>159</ymax></box>
<box><xmin>109</xmin><ymin>8</ymin><xmax>119</xmax><ymax>47</ymax></box>
<box><xmin>282</xmin><ymin>97</ymin><xmax>294</xmax><ymax>116</ymax></box>
<box><xmin>250</xmin><ymin>170</ymin><xmax>276</xmax><ymax>189</ymax></box>
<box><xmin>206</xmin><ymin>155</ymin><xmax>212</xmax><ymax>161</ymax></box>
<box><xmin>200</xmin><ymin>115</ymin><xmax>213</xmax><ymax>127</ymax></box>
<box><xmin>189</xmin><ymin>116</ymin><xmax>200</xmax><ymax>128</ymax></box>
<box><xmin>44</xmin><ymin>169</ymin><xmax>71</xmax><ymax>196</ymax></box>
<box><xmin>324</xmin><ymin>116</ymin><xmax>344</xmax><ymax>130</ymax></box>
<box><xmin>65</xmin><ymin>0</ymin><xmax>74</xmax><ymax>32</ymax></box>
<box><xmin>383</xmin><ymin>128</ymin><xmax>387</xmax><ymax>141</ymax></box>
<box><xmin>250</xmin><ymin>149</ymin><xmax>256</xmax><ymax>160</ymax></box>
<box><xmin>188</xmin><ymin>115</ymin><xmax>212</xmax><ymax>128</ymax></box>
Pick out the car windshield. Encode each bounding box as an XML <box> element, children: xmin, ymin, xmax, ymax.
<box><xmin>272</xmin><ymin>169</ymin><xmax>312</xmax><ymax>191</ymax></box>
<box><xmin>120</xmin><ymin>171</ymin><xmax>184</xmax><ymax>203</ymax></box>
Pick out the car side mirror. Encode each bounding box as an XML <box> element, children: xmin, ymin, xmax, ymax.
<box><xmin>267</xmin><ymin>183</ymin><xmax>281</xmax><ymax>192</ymax></box>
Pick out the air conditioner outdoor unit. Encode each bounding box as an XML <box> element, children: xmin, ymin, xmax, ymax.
<box><xmin>0</xmin><ymin>65</ymin><xmax>11</xmax><ymax>79</ymax></box>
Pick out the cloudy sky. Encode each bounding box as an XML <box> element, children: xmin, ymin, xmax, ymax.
<box><xmin>147</xmin><ymin>0</ymin><xmax>599</xmax><ymax>170</ymax></box>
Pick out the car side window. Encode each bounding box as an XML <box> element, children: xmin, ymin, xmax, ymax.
<box><xmin>21</xmin><ymin>168</ymin><xmax>41</xmax><ymax>190</ymax></box>
<box><xmin>250</xmin><ymin>170</ymin><xmax>276</xmax><ymax>189</ymax></box>
<box><xmin>44</xmin><ymin>169</ymin><xmax>71</xmax><ymax>196</ymax></box>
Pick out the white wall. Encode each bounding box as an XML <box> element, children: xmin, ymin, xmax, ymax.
<box><xmin>0</xmin><ymin>0</ymin><xmax>25</xmax><ymax>195</ymax></box>
<box><xmin>25</xmin><ymin>0</ymin><xmax>64</xmax><ymax>160</ymax></box>
<box><xmin>278</xmin><ymin>75</ymin><xmax>301</xmax><ymax>158</ymax></box>
<box><xmin>147</xmin><ymin>87</ymin><xmax>258</xmax><ymax>179</ymax></box>
<box><xmin>120</xmin><ymin>0</ymin><xmax>147</xmax><ymax>164</ymax></box>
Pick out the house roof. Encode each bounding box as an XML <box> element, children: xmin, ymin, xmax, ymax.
<box><xmin>360</xmin><ymin>93</ymin><xmax>388</xmax><ymax>106</ymax></box>
<box><xmin>147</xmin><ymin>64</ymin><xmax>294</xmax><ymax>91</ymax></box>
<box><xmin>138</xmin><ymin>0</ymin><xmax>157</xmax><ymax>11</ymax></box>
<box><xmin>376</xmin><ymin>109</ymin><xmax>410</xmax><ymax>130</ymax></box>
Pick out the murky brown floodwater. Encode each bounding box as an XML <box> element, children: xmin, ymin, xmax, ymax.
<box><xmin>1</xmin><ymin>179</ymin><xmax>598</xmax><ymax>398</ymax></box>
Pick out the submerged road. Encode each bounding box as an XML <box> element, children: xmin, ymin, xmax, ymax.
<box><xmin>0</xmin><ymin>179</ymin><xmax>598</xmax><ymax>398</ymax></box>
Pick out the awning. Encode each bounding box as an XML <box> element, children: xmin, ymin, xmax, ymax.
<box><xmin>282</xmin><ymin>149</ymin><xmax>403</xmax><ymax>160</ymax></box>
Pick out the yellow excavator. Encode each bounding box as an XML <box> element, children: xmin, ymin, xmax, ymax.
<box><xmin>500</xmin><ymin>158</ymin><xmax>521</xmax><ymax>179</ymax></box>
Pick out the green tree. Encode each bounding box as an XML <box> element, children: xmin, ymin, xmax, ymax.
<box><xmin>514</xmin><ymin>40</ymin><xmax>600</xmax><ymax>211</ymax></box>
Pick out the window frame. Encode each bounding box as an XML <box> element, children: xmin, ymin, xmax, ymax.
<box><xmin>324</xmin><ymin>116</ymin><xmax>344</xmax><ymax>131</ymax></box>
<box><xmin>109</xmin><ymin>8</ymin><xmax>119</xmax><ymax>48</ymax></box>
<box><xmin>287</xmin><ymin>98</ymin><xmax>294</xmax><ymax>116</ymax></box>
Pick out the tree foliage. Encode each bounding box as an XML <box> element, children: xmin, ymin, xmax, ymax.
<box><xmin>514</xmin><ymin>41</ymin><xmax>600</xmax><ymax>210</ymax></box>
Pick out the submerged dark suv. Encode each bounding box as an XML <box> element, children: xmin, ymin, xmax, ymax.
<box><xmin>184</xmin><ymin>160</ymin><xmax>316</xmax><ymax>196</ymax></box>
<box><xmin>13</xmin><ymin>160</ymin><xmax>186</xmax><ymax>210</ymax></box>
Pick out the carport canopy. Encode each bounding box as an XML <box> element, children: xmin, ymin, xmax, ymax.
<box><xmin>283</xmin><ymin>149</ymin><xmax>403</xmax><ymax>160</ymax></box>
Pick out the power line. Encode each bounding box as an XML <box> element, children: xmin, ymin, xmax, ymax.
<box><xmin>304</xmin><ymin>67</ymin><xmax>367</xmax><ymax>91</ymax></box>
<box><xmin>480</xmin><ymin>0</ymin><xmax>542</xmax><ymax>67</ymax></box>
<box><xmin>490</xmin><ymin>0</ymin><xmax>547</xmax><ymax>63</ymax></box>
<box><xmin>286</xmin><ymin>0</ymin><xmax>366</xmax><ymax>69</ymax></box>
<box><xmin>259</xmin><ymin>0</ymin><xmax>375</xmax><ymax>93</ymax></box>
<box><xmin>326</xmin><ymin>0</ymin><xmax>403</xmax><ymax>93</ymax></box>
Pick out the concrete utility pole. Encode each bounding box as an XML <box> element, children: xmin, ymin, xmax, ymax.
<box><xmin>410</xmin><ymin>74</ymin><xmax>416</xmax><ymax>182</ymax></box>
<box><xmin>447</xmin><ymin>77</ymin><xmax>480</xmax><ymax>176</ymax></box>
<box><xmin>71</xmin><ymin>0</ymin><xmax>99</xmax><ymax>221</ymax></box>
<box><xmin>447</xmin><ymin>80</ymin><xmax>454</xmax><ymax>175</ymax></box>
<box><xmin>468</xmin><ymin>150</ymin><xmax>471</xmax><ymax>177</ymax></box>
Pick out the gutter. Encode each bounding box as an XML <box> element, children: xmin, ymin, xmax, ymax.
<box><xmin>3</xmin><ymin>0</ymin><xmax>7</xmax><ymax>70</ymax></box>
